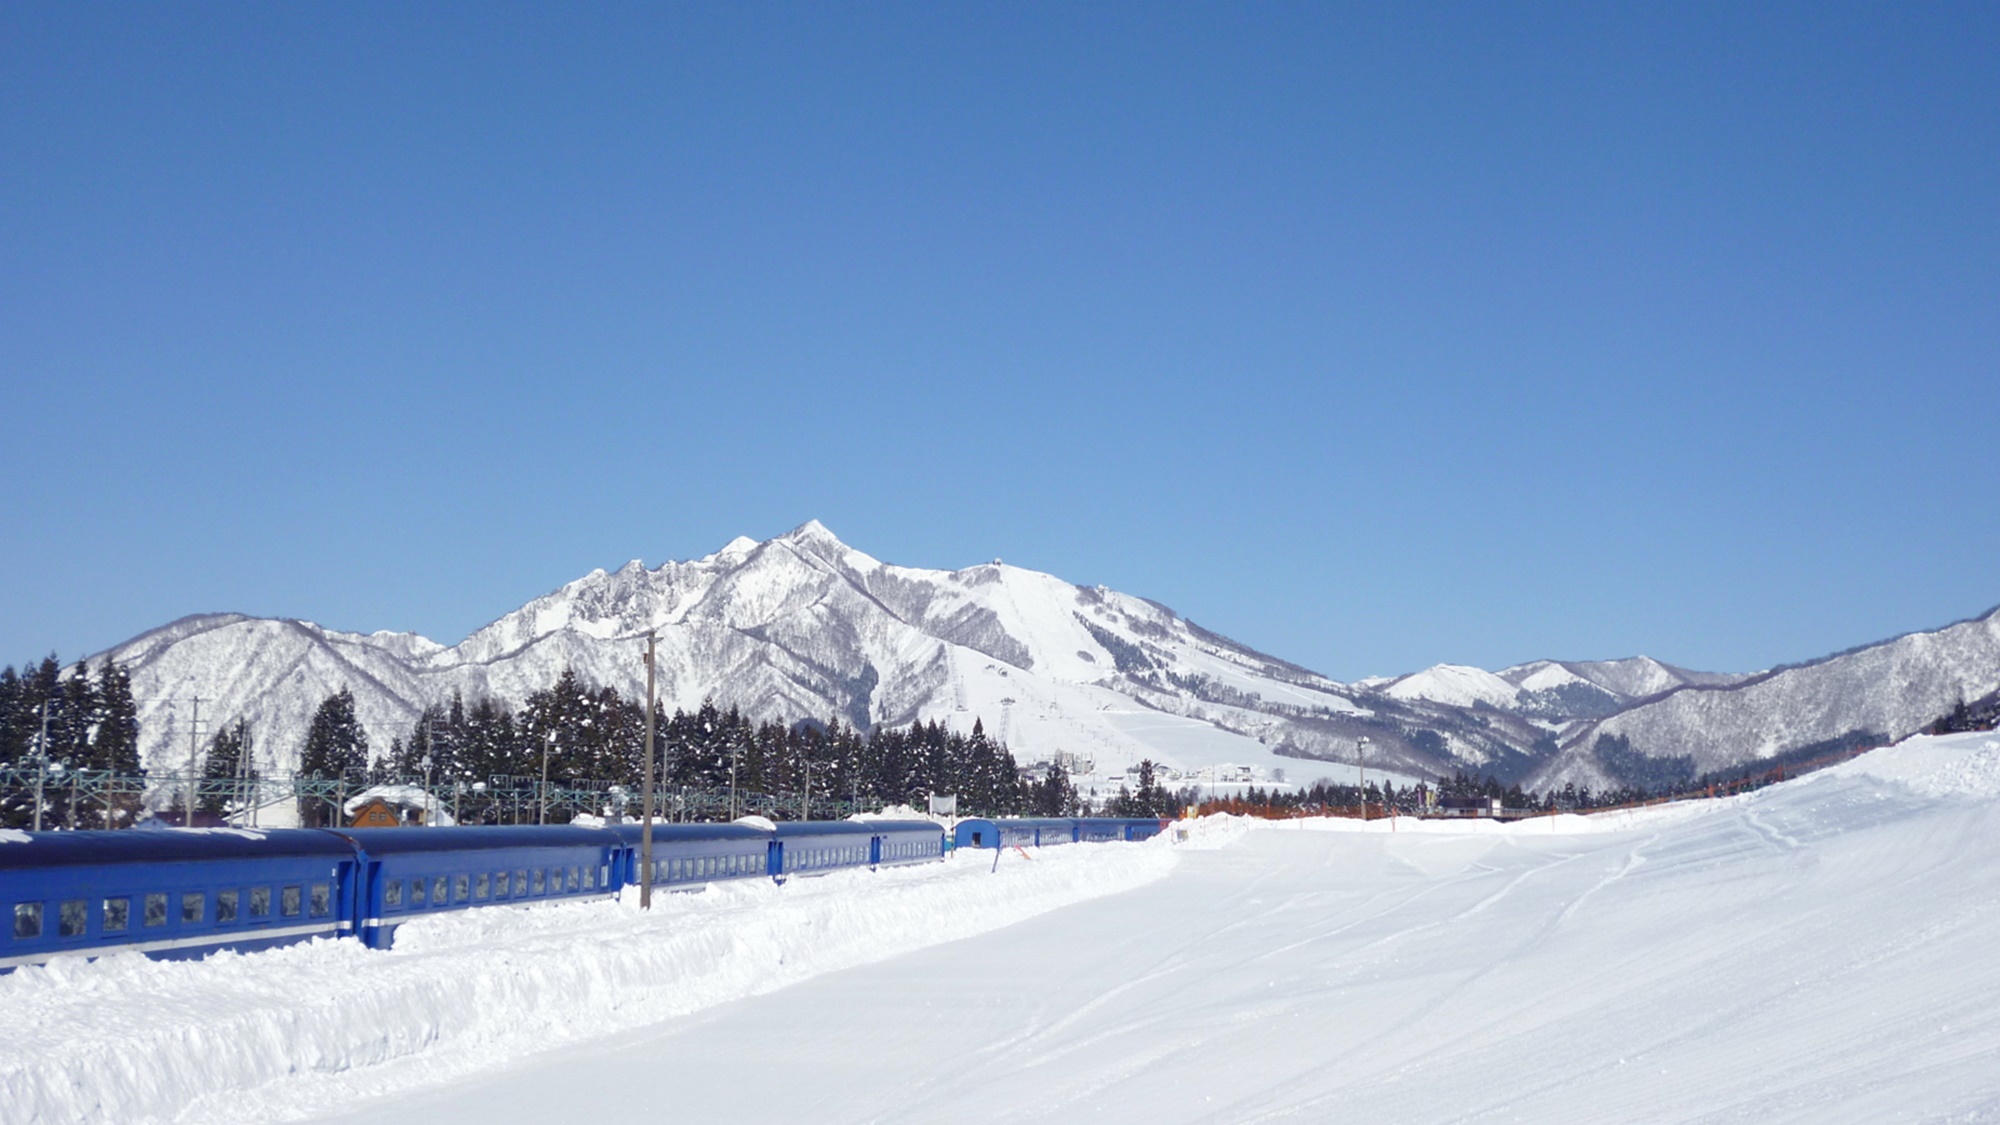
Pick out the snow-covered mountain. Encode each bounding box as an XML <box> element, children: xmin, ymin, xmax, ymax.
<box><xmin>1526</xmin><ymin>605</ymin><xmax>2000</xmax><ymax>792</ymax></box>
<box><xmin>89</xmin><ymin>521</ymin><xmax>1999</xmax><ymax>799</ymax></box>
<box><xmin>1377</xmin><ymin>657</ymin><xmax>1749</xmax><ymax>723</ymax></box>
<box><xmin>99</xmin><ymin>522</ymin><xmax>1455</xmax><ymax>788</ymax></box>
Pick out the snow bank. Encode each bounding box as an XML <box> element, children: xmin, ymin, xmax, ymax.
<box><xmin>1825</xmin><ymin>729</ymin><xmax>2000</xmax><ymax>798</ymax></box>
<box><xmin>1178</xmin><ymin>801</ymin><xmax>1724</xmax><ymax>841</ymax></box>
<box><xmin>0</xmin><ymin>841</ymin><xmax>1176</xmax><ymax>1125</ymax></box>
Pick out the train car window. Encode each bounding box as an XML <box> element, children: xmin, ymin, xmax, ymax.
<box><xmin>13</xmin><ymin>902</ymin><xmax>41</xmax><ymax>939</ymax></box>
<box><xmin>531</xmin><ymin>869</ymin><xmax>545</xmax><ymax>895</ymax></box>
<box><xmin>249</xmin><ymin>887</ymin><xmax>271</xmax><ymax>919</ymax></box>
<box><xmin>103</xmin><ymin>897</ymin><xmax>129</xmax><ymax>932</ymax></box>
<box><xmin>513</xmin><ymin>871</ymin><xmax>527</xmax><ymax>896</ymax></box>
<box><xmin>475</xmin><ymin>873</ymin><xmax>490</xmax><ymax>900</ymax></box>
<box><xmin>495</xmin><ymin>871</ymin><xmax>509</xmax><ymax>898</ymax></box>
<box><xmin>143</xmin><ymin>893</ymin><xmax>167</xmax><ymax>925</ymax></box>
<box><xmin>431</xmin><ymin>876</ymin><xmax>448</xmax><ymax>904</ymax></box>
<box><xmin>453</xmin><ymin>875</ymin><xmax>469</xmax><ymax>902</ymax></box>
<box><xmin>384</xmin><ymin>880</ymin><xmax>403</xmax><ymax>909</ymax></box>
<box><xmin>217</xmin><ymin>891</ymin><xmax>237</xmax><ymax>923</ymax></box>
<box><xmin>281</xmin><ymin>886</ymin><xmax>302</xmax><ymax>917</ymax></box>
<box><xmin>411</xmin><ymin>878</ymin><xmax>428</xmax><ymax>906</ymax></box>
<box><xmin>567</xmin><ymin>867</ymin><xmax>579</xmax><ymax>892</ymax></box>
<box><xmin>59</xmin><ymin>900</ymin><xmax>86</xmax><ymax>938</ymax></box>
<box><xmin>310</xmin><ymin>883</ymin><xmax>331</xmax><ymax>918</ymax></box>
<box><xmin>599</xmin><ymin>864</ymin><xmax>610</xmax><ymax>887</ymax></box>
<box><xmin>182</xmin><ymin>892</ymin><xmax>204</xmax><ymax>923</ymax></box>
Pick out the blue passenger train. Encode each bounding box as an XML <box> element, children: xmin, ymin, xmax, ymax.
<box><xmin>1</xmin><ymin>814</ymin><xmax>1147</xmax><ymax>971</ymax></box>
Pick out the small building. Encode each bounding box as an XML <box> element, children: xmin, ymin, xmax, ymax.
<box><xmin>342</xmin><ymin>784</ymin><xmax>451</xmax><ymax>828</ymax></box>
<box><xmin>348</xmin><ymin>798</ymin><xmax>405</xmax><ymax>827</ymax></box>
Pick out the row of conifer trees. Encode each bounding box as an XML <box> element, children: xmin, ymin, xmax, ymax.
<box><xmin>0</xmin><ymin>656</ymin><xmax>143</xmax><ymax>828</ymax></box>
<box><xmin>0</xmin><ymin>654</ymin><xmax>1192</xmax><ymax>827</ymax></box>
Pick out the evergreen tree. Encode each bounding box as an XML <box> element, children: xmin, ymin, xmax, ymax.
<box><xmin>198</xmin><ymin>718</ymin><xmax>256</xmax><ymax>818</ymax></box>
<box><xmin>90</xmin><ymin>661</ymin><xmax>141</xmax><ymax>774</ymax></box>
<box><xmin>297</xmin><ymin>687</ymin><xmax>369</xmax><ymax>826</ymax></box>
<box><xmin>1030</xmin><ymin>761</ymin><xmax>1078</xmax><ymax>816</ymax></box>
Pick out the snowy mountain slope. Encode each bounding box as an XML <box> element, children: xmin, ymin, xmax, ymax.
<box><xmin>95</xmin><ymin>523</ymin><xmax>1478</xmax><ymax>794</ymax></box>
<box><xmin>86</xmin><ymin>522</ymin><xmax>1998</xmax><ymax>802</ymax></box>
<box><xmin>1500</xmin><ymin>655</ymin><xmax>1746</xmax><ymax>698</ymax></box>
<box><xmin>1381</xmin><ymin>664</ymin><xmax>1521</xmax><ymax>710</ymax></box>
<box><xmin>1530</xmin><ymin>605</ymin><xmax>2000</xmax><ymax>792</ymax></box>
<box><xmin>1368</xmin><ymin>653</ymin><xmax>1753</xmax><ymax>729</ymax></box>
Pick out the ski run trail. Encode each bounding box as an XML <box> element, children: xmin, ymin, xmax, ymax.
<box><xmin>7</xmin><ymin>730</ymin><xmax>2000</xmax><ymax>1124</ymax></box>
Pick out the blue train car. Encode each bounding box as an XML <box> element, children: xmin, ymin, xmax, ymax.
<box><xmin>1</xmin><ymin>828</ymin><xmax>358</xmax><ymax>971</ymax></box>
<box><xmin>953</xmin><ymin>817</ymin><xmax>1168</xmax><ymax>851</ymax></box>
<box><xmin>1109</xmin><ymin>817</ymin><xmax>1168</xmax><ymax>842</ymax></box>
<box><xmin>951</xmin><ymin>817</ymin><xmax>1074</xmax><ymax>850</ymax></box>
<box><xmin>869</xmin><ymin>819</ymin><xmax>947</xmax><ymax>867</ymax></box>
<box><xmin>609</xmin><ymin>822</ymin><xmax>771</xmax><ymax>891</ymax></box>
<box><xmin>772</xmin><ymin>820</ymin><xmax>881</xmax><ymax>879</ymax></box>
<box><xmin>326</xmin><ymin>826</ymin><xmax>623</xmax><ymax>949</ymax></box>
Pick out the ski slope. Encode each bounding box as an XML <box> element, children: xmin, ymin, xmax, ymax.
<box><xmin>8</xmin><ymin>732</ymin><xmax>2000</xmax><ymax>1123</ymax></box>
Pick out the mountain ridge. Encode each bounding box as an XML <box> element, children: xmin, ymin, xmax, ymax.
<box><xmin>82</xmin><ymin>521</ymin><xmax>1996</xmax><ymax>802</ymax></box>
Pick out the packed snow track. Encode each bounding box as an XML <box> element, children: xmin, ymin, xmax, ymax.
<box><xmin>9</xmin><ymin>731</ymin><xmax>2000</xmax><ymax>1123</ymax></box>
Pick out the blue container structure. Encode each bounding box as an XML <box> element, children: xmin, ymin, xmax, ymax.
<box><xmin>0</xmin><ymin>813</ymin><xmax>1168</xmax><ymax>972</ymax></box>
<box><xmin>0</xmin><ymin>828</ymin><xmax>357</xmax><ymax>971</ymax></box>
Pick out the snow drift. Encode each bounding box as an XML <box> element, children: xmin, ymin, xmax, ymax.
<box><xmin>0</xmin><ymin>841</ymin><xmax>1176</xmax><ymax>1125</ymax></box>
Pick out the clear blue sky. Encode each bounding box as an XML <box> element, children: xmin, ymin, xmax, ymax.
<box><xmin>2</xmin><ymin>3</ymin><xmax>1995</xmax><ymax>682</ymax></box>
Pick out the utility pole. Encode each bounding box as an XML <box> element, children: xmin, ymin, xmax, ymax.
<box><xmin>800</xmin><ymin>756</ymin><xmax>811</xmax><ymax>822</ymax></box>
<box><xmin>235</xmin><ymin>724</ymin><xmax>252</xmax><ymax>827</ymax></box>
<box><xmin>32</xmin><ymin>702</ymin><xmax>50</xmax><ymax>832</ymax></box>
<box><xmin>641</xmin><ymin>630</ymin><xmax>657</xmax><ymax>910</ymax></box>
<box><xmin>539</xmin><ymin>729</ymin><xmax>553</xmax><ymax>825</ymax></box>
<box><xmin>186</xmin><ymin>697</ymin><xmax>201</xmax><ymax>828</ymax></box>
<box><xmin>1356</xmin><ymin>735</ymin><xmax>1369</xmax><ymax>822</ymax></box>
<box><xmin>422</xmin><ymin>711</ymin><xmax>437</xmax><ymax>826</ymax></box>
<box><xmin>727</xmin><ymin>733</ymin><xmax>739</xmax><ymax>821</ymax></box>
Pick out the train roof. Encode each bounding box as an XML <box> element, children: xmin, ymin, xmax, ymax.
<box><xmin>604</xmin><ymin>822</ymin><xmax>772</xmax><ymax>845</ymax></box>
<box><xmin>859</xmin><ymin>819</ymin><xmax>947</xmax><ymax>834</ymax></box>
<box><xmin>320</xmin><ymin>825</ymin><xmax>619</xmax><ymax>854</ymax></box>
<box><xmin>0</xmin><ymin>827</ymin><xmax>355</xmax><ymax>870</ymax></box>
<box><xmin>773</xmin><ymin>819</ymin><xmax>940</xmax><ymax>838</ymax></box>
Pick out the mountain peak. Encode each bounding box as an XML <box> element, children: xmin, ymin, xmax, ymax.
<box><xmin>780</xmin><ymin>519</ymin><xmax>841</xmax><ymax>545</ymax></box>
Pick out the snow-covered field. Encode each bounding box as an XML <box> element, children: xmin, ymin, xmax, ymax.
<box><xmin>9</xmin><ymin>731</ymin><xmax>2000</xmax><ymax>1123</ymax></box>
